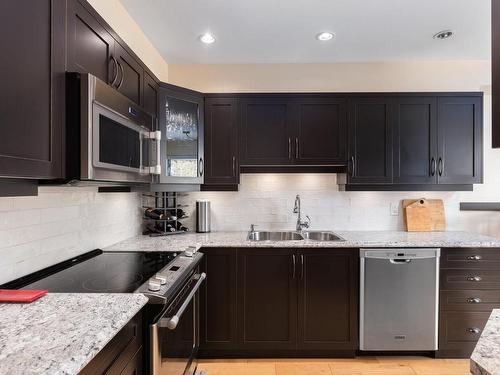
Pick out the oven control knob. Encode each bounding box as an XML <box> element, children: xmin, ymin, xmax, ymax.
<box><xmin>155</xmin><ymin>274</ymin><xmax>167</xmax><ymax>285</ymax></box>
<box><xmin>148</xmin><ymin>279</ymin><xmax>161</xmax><ymax>292</ymax></box>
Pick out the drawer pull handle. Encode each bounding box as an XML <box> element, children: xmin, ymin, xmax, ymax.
<box><xmin>467</xmin><ymin>255</ymin><xmax>483</xmax><ymax>261</ymax></box>
<box><xmin>467</xmin><ymin>297</ymin><xmax>482</xmax><ymax>303</ymax></box>
<box><xmin>467</xmin><ymin>327</ymin><xmax>481</xmax><ymax>334</ymax></box>
<box><xmin>467</xmin><ymin>276</ymin><xmax>482</xmax><ymax>282</ymax></box>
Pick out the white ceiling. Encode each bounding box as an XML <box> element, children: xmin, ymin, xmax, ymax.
<box><xmin>120</xmin><ymin>0</ymin><xmax>491</xmax><ymax>64</ymax></box>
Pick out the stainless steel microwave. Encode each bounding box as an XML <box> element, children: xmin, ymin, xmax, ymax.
<box><xmin>66</xmin><ymin>73</ymin><xmax>160</xmax><ymax>185</ymax></box>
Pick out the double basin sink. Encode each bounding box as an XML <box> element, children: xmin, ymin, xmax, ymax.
<box><xmin>248</xmin><ymin>230</ymin><xmax>344</xmax><ymax>242</ymax></box>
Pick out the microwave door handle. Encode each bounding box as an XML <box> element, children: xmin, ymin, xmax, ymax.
<box><xmin>159</xmin><ymin>273</ymin><xmax>206</xmax><ymax>330</ymax></box>
<box><xmin>144</xmin><ymin>130</ymin><xmax>162</xmax><ymax>175</ymax></box>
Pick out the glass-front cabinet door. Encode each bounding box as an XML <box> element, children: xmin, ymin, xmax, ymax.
<box><xmin>158</xmin><ymin>85</ymin><xmax>204</xmax><ymax>184</ymax></box>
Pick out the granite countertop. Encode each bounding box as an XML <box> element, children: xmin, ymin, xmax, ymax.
<box><xmin>471</xmin><ymin>310</ymin><xmax>500</xmax><ymax>375</ymax></box>
<box><xmin>0</xmin><ymin>293</ymin><xmax>148</xmax><ymax>375</ymax></box>
<box><xmin>104</xmin><ymin>230</ymin><xmax>500</xmax><ymax>253</ymax></box>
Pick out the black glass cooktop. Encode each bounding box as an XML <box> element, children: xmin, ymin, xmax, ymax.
<box><xmin>1</xmin><ymin>250</ymin><xmax>177</xmax><ymax>293</ymax></box>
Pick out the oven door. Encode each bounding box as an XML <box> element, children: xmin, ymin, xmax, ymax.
<box><xmin>151</xmin><ymin>272</ymin><xmax>206</xmax><ymax>375</ymax></box>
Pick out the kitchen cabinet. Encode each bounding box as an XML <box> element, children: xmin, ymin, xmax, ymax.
<box><xmin>0</xmin><ymin>0</ymin><xmax>65</xmax><ymax>179</ymax></box>
<box><xmin>237</xmin><ymin>248</ymin><xmax>298</xmax><ymax>351</ymax></box>
<box><xmin>297</xmin><ymin>249</ymin><xmax>358</xmax><ymax>351</ymax></box>
<box><xmin>157</xmin><ymin>84</ymin><xmax>204</xmax><ymax>184</ymax></box>
<box><xmin>493</xmin><ymin>0</ymin><xmax>500</xmax><ymax>148</ymax></box>
<box><xmin>240</xmin><ymin>98</ymin><xmax>295</xmax><ymax>165</ymax></box>
<box><xmin>294</xmin><ymin>98</ymin><xmax>347</xmax><ymax>165</ymax></box>
<box><xmin>437</xmin><ymin>96</ymin><xmax>483</xmax><ymax>184</ymax></box>
<box><xmin>199</xmin><ymin>247</ymin><xmax>357</xmax><ymax>357</ymax></box>
<box><xmin>393</xmin><ymin>97</ymin><xmax>437</xmax><ymax>184</ymax></box>
<box><xmin>347</xmin><ymin>97</ymin><xmax>393</xmax><ymax>184</ymax></box>
<box><xmin>204</xmin><ymin>98</ymin><xmax>240</xmax><ymax>186</ymax></box>
<box><xmin>438</xmin><ymin>248</ymin><xmax>500</xmax><ymax>358</ymax></box>
<box><xmin>199</xmin><ymin>248</ymin><xmax>238</xmax><ymax>355</ymax></box>
<box><xmin>114</xmin><ymin>42</ymin><xmax>144</xmax><ymax>105</ymax></box>
<box><xmin>344</xmin><ymin>94</ymin><xmax>483</xmax><ymax>190</ymax></box>
<box><xmin>143</xmin><ymin>72</ymin><xmax>159</xmax><ymax>129</ymax></box>
<box><xmin>67</xmin><ymin>0</ymin><xmax>115</xmax><ymax>84</ymax></box>
<box><xmin>80</xmin><ymin>310</ymin><xmax>144</xmax><ymax>374</ymax></box>
<box><xmin>239</xmin><ymin>96</ymin><xmax>347</xmax><ymax>167</ymax></box>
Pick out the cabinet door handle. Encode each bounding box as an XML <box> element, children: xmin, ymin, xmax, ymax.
<box><xmin>110</xmin><ymin>56</ymin><xmax>119</xmax><ymax>86</ymax></box>
<box><xmin>116</xmin><ymin>60</ymin><xmax>125</xmax><ymax>89</ymax></box>
<box><xmin>467</xmin><ymin>276</ymin><xmax>482</xmax><ymax>282</ymax></box>
<box><xmin>430</xmin><ymin>157</ymin><xmax>436</xmax><ymax>176</ymax></box>
<box><xmin>300</xmin><ymin>254</ymin><xmax>304</xmax><ymax>280</ymax></box>
<box><xmin>350</xmin><ymin>156</ymin><xmax>355</xmax><ymax>177</ymax></box>
<box><xmin>467</xmin><ymin>327</ymin><xmax>481</xmax><ymax>334</ymax></box>
<box><xmin>199</xmin><ymin>158</ymin><xmax>204</xmax><ymax>177</ymax></box>
<box><xmin>288</xmin><ymin>138</ymin><xmax>292</xmax><ymax>160</ymax></box>
<box><xmin>292</xmin><ymin>254</ymin><xmax>296</xmax><ymax>279</ymax></box>
<box><xmin>467</xmin><ymin>255</ymin><xmax>483</xmax><ymax>261</ymax></box>
<box><xmin>438</xmin><ymin>157</ymin><xmax>443</xmax><ymax>176</ymax></box>
<box><xmin>467</xmin><ymin>297</ymin><xmax>482</xmax><ymax>303</ymax></box>
<box><xmin>295</xmin><ymin>137</ymin><xmax>299</xmax><ymax>159</ymax></box>
<box><xmin>232</xmin><ymin>156</ymin><xmax>236</xmax><ymax>177</ymax></box>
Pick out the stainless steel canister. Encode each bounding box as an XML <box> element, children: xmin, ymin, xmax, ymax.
<box><xmin>196</xmin><ymin>199</ymin><xmax>211</xmax><ymax>233</ymax></box>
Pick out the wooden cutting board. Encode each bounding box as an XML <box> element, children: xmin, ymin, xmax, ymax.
<box><xmin>403</xmin><ymin>199</ymin><xmax>445</xmax><ymax>232</ymax></box>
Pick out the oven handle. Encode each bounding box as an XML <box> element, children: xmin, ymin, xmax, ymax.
<box><xmin>160</xmin><ymin>272</ymin><xmax>206</xmax><ymax>330</ymax></box>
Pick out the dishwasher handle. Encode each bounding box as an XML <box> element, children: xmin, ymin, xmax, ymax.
<box><xmin>389</xmin><ymin>259</ymin><xmax>412</xmax><ymax>264</ymax></box>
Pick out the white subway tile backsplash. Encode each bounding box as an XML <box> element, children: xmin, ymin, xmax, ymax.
<box><xmin>0</xmin><ymin>187</ymin><xmax>141</xmax><ymax>284</ymax></box>
<box><xmin>179</xmin><ymin>173</ymin><xmax>500</xmax><ymax>238</ymax></box>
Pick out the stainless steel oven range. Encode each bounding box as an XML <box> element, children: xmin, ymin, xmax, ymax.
<box><xmin>137</xmin><ymin>252</ymin><xmax>206</xmax><ymax>375</ymax></box>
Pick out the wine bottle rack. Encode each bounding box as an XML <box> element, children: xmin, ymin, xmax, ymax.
<box><xmin>141</xmin><ymin>192</ymin><xmax>189</xmax><ymax>237</ymax></box>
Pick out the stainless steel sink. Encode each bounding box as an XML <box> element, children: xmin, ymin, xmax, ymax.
<box><xmin>247</xmin><ymin>230</ymin><xmax>343</xmax><ymax>242</ymax></box>
<box><xmin>248</xmin><ymin>231</ymin><xmax>303</xmax><ymax>241</ymax></box>
<box><xmin>301</xmin><ymin>231</ymin><xmax>344</xmax><ymax>242</ymax></box>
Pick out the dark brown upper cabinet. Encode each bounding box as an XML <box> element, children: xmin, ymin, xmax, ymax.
<box><xmin>0</xmin><ymin>0</ymin><xmax>65</xmax><ymax>179</ymax></box>
<box><xmin>240</xmin><ymin>98</ymin><xmax>295</xmax><ymax>165</ymax></box>
<box><xmin>437</xmin><ymin>96</ymin><xmax>483</xmax><ymax>184</ymax></box>
<box><xmin>114</xmin><ymin>42</ymin><xmax>144</xmax><ymax>106</ymax></box>
<box><xmin>67</xmin><ymin>0</ymin><xmax>115</xmax><ymax>84</ymax></box>
<box><xmin>239</xmin><ymin>96</ymin><xmax>347</xmax><ymax>167</ymax></box>
<box><xmin>493</xmin><ymin>0</ymin><xmax>500</xmax><ymax>148</ymax></box>
<box><xmin>293</xmin><ymin>98</ymin><xmax>347</xmax><ymax>165</ymax></box>
<box><xmin>347</xmin><ymin>97</ymin><xmax>394</xmax><ymax>184</ymax></box>
<box><xmin>204</xmin><ymin>98</ymin><xmax>239</xmax><ymax>185</ymax></box>
<box><xmin>143</xmin><ymin>72</ymin><xmax>159</xmax><ymax>128</ymax></box>
<box><xmin>393</xmin><ymin>97</ymin><xmax>438</xmax><ymax>184</ymax></box>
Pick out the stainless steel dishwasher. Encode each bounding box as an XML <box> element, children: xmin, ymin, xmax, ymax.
<box><xmin>360</xmin><ymin>248</ymin><xmax>440</xmax><ymax>351</ymax></box>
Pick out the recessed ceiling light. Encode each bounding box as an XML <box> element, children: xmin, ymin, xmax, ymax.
<box><xmin>199</xmin><ymin>32</ymin><xmax>216</xmax><ymax>44</ymax></box>
<box><xmin>433</xmin><ymin>30</ymin><xmax>454</xmax><ymax>40</ymax></box>
<box><xmin>316</xmin><ymin>32</ymin><xmax>335</xmax><ymax>41</ymax></box>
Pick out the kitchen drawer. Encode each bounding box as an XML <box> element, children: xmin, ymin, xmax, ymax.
<box><xmin>438</xmin><ymin>311</ymin><xmax>490</xmax><ymax>358</ymax></box>
<box><xmin>440</xmin><ymin>290</ymin><xmax>500</xmax><ymax>311</ymax></box>
<box><xmin>441</xmin><ymin>248</ymin><xmax>500</xmax><ymax>269</ymax></box>
<box><xmin>440</xmin><ymin>269</ymin><xmax>500</xmax><ymax>290</ymax></box>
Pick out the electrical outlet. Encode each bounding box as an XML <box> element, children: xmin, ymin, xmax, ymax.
<box><xmin>390</xmin><ymin>202</ymin><xmax>400</xmax><ymax>216</ymax></box>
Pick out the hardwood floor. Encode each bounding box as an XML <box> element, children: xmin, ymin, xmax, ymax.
<box><xmin>198</xmin><ymin>357</ymin><xmax>471</xmax><ymax>375</ymax></box>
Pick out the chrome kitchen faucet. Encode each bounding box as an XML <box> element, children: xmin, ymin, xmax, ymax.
<box><xmin>293</xmin><ymin>194</ymin><xmax>311</xmax><ymax>232</ymax></box>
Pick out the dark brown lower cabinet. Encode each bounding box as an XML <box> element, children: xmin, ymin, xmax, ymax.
<box><xmin>80</xmin><ymin>310</ymin><xmax>143</xmax><ymax>375</ymax></box>
<box><xmin>298</xmin><ymin>250</ymin><xmax>358</xmax><ymax>351</ymax></box>
<box><xmin>199</xmin><ymin>248</ymin><xmax>358</xmax><ymax>357</ymax></box>
<box><xmin>237</xmin><ymin>248</ymin><xmax>298</xmax><ymax>352</ymax></box>
<box><xmin>438</xmin><ymin>248</ymin><xmax>500</xmax><ymax>358</ymax></box>
<box><xmin>199</xmin><ymin>248</ymin><xmax>238</xmax><ymax>354</ymax></box>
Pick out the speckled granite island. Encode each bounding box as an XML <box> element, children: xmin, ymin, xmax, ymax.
<box><xmin>104</xmin><ymin>230</ymin><xmax>500</xmax><ymax>253</ymax></box>
<box><xmin>0</xmin><ymin>293</ymin><xmax>147</xmax><ymax>375</ymax></box>
<box><xmin>471</xmin><ymin>310</ymin><xmax>500</xmax><ymax>375</ymax></box>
